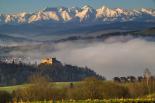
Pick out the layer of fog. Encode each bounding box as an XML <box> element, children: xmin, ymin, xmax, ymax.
<box><xmin>7</xmin><ymin>36</ymin><xmax>155</xmax><ymax>79</ymax></box>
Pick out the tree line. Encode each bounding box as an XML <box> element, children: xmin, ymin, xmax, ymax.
<box><xmin>0</xmin><ymin>61</ymin><xmax>104</xmax><ymax>85</ymax></box>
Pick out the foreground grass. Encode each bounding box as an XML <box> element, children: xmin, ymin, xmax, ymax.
<box><xmin>14</xmin><ymin>99</ymin><xmax>155</xmax><ymax>103</ymax></box>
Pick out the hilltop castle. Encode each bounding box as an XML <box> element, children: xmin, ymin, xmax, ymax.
<box><xmin>40</xmin><ymin>58</ymin><xmax>61</xmax><ymax>65</ymax></box>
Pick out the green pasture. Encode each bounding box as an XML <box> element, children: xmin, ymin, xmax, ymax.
<box><xmin>0</xmin><ymin>82</ymin><xmax>80</xmax><ymax>93</ymax></box>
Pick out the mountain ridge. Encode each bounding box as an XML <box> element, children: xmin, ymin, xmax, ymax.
<box><xmin>0</xmin><ymin>5</ymin><xmax>155</xmax><ymax>25</ymax></box>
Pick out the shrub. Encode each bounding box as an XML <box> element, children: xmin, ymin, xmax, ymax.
<box><xmin>102</xmin><ymin>82</ymin><xmax>129</xmax><ymax>99</ymax></box>
<box><xmin>127</xmin><ymin>82</ymin><xmax>149</xmax><ymax>98</ymax></box>
<box><xmin>0</xmin><ymin>91</ymin><xmax>12</xmax><ymax>103</ymax></box>
<box><xmin>13</xmin><ymin>74</ymin><xmax>55</xmax><ymax>101</ymax></box>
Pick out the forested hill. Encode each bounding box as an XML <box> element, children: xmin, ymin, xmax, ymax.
<box><xmin>0</xmin><ymin>61</ymin><xmax>104</xmax><ymax>86</ymax></box>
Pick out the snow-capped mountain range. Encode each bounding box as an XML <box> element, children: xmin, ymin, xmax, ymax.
<box><xmin>0</xmin><ymin>5</ymin><xmax>155</xmax><ymax>25</ymax></box>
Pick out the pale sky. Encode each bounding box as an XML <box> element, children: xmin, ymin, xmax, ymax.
<box><xmin>0</xmin><ymin>0</ymin><xmax>155</xmax><ymax>13</ymax></box>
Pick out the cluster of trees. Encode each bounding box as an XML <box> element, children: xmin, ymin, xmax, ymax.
<box><xmin>1</xmin><ymin>74</ymin><xmax>155</xmax><ymax>102</ymax></box>
<box><xmin>114</xmin><ymin>76</ymin><xmax>155</xmax><ymax>83</ymax></box>
<box><xmin>113</xmin><ymin>69</ymin><xmax>155</xmax><ymax>84</ymax></box>
<box><xmin>0</xmin><ymin>61</ymin><xmax>104</xmax><ymax>85</ymax></box>
<box><xmin>113</xmin><ymin>76</ymin><xmax>144</xmax><ymax>83</ymax></box>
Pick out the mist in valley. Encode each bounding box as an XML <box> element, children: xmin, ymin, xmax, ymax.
<box><xmin>1</xmin><ymin>36</ymin><xmax>155</xmax><ymax>79</ymax></box>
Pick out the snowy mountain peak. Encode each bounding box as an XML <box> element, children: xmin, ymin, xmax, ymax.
<box><xmin>100</xmin><ymin>6</ymin><xmax>108</xmax><ymax>10</ymax></box>
<box><xmin>76</xmin><ymin>5</ymin><xmax>96</xmax><ymax>22</ymax></box>
<box><xmin>58</xmin><ymin>7</ymin><xmax>68</xmax><ymax>12</ymax></box>
<box><xmin>68</xmin><ymin>7</ymin><xmax>80</xmax><ymax>14</ymax></box>
<box><xmin>82</xmin><ymin>5</ymin><xmax>93</xmax><ymax>10</ymax></box>
<box><xmin>0</xmin><ymin>6</ymin><xmax>155</xmax><ymax>25</ymax></box>
<box><xmin>141</xmin><ymin>8</ymin><xmax>153</xmax><ymax>14</ymax></box>
<box><xmin>17</xmin><ymin>12</ymin><xmax>27</xmax><ymax>17</ymax></box>
<box><xmin>115</xmin><ymin>8</ymin><xmax>125</xmax><ymax>13</ymax></box>
<box><xmin>97</xmin><ymin>6</ymin><xmax>116</xmax><ymax>17</ymax></box>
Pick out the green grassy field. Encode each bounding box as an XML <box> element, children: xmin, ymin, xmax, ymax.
<box><xmin>0</xmin><ymin>82</ymin><xmax>79</xmax><ymax>93</ymax></box>
<box><xmin>0</xmin><ymin>84</ymin><xmax>28</xmax><ymax>93</ymax></box>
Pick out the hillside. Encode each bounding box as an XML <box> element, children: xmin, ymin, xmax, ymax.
<box><xmin>0</xmin><ymin>59</ymin><xmax>104</xmax><ymax>86</ymax></box>
<box><xmin>55</xmin><ymin>27</ymin><xmax>155</xmax><ymax>42</ymax></box>
<box><xmin>140</xmin><ymin>27</ymin><xmax>155</xmax><ymax>35</ymax></box>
